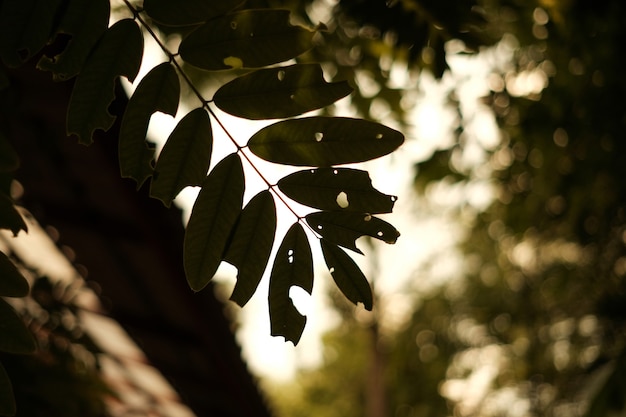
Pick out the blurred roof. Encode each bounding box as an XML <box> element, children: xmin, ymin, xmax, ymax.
<box><xmin>4</xmin><ymin>59</ymin><xmax>272</xmax><ymax>417</ymax></box>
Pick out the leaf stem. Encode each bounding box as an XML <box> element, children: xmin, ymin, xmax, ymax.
<box><xmin>121</xmin><ymin>0</ymin><xmax>310</xmax><ymax>226</ymax></box>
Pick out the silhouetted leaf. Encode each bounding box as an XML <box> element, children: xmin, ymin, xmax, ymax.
<box><xmin>320</xmin><ymin>239</ymin><xmax>372</xmax><ymax>310</ymax></box>
<box><xmin>184</xmin><ymin>154</ymin><xmax>244</xmax><ymax>292</ymax></box>
<box><xmin>248</xmin><ymin>117</ymin><xmax>404</xmax><ymax>166</ymax></box>
<box><xmin>37</xmin><ymin>0</ymin><xmax>110</xmax><ymax>81</ymax></box>
<box><xmin>0</xmin><ymin>298</ymin><xmax>36</xmax><ymax>354</ymax></box>
<box><xmin>0</xmin><ymin>195</ymin><xmax>27</xmax><ymax>237</ymax></box>
<box><xmin>144</xmin><ymin>0</ymin><xmax>244</xmax><ymax>26</ymax></box>
<box><xmin>67</xmin><ymin>19</ymin><xmax>143</xmax><ymax>145</ymax></box>
<box><xmin>306</xmin><ymin>212</ymin><xmax>400</xmax><ymax>254</ymax></box>
<box><xmin>224</xmin><ymin>191</ymin><xmax>276</xmax><ymax>306</ymax></box>
<box><xmin>278</xmin><ymin>168</ymin><xmax>397</xmax><ymax>213</ymax></box>
<box><xmin>150</xmin><ymin>108</ymin><xmax>212</xmax><ymax>206</ymax></box>
<box><xmin>0</xmin><ymin>252</ymin><xmax>29</xmax><ymax>297</ymax></box>
<box><xmin>119</xmin><ymin>63</ymin><xmax>180</xmax><ymax>188</ymax></box>
<box><xmin>0</xmin><ymin>361</ymin><xmax>15</xmax><ymax>416</ymax></box>
<box><xmin>0</xmin><ymin>0</ymin><xmax>64</xmax><ymax>67</ymax></box>
<box><xmin>0</xmin><ymin>175</ymin><xmax>11</xmax><ymax>199</ymax></box>
<box><xmin>269</xmin><ymin>223</ymin><xmax>313</xmax><ymax>345</ymax></box>
<box><xmin>179</xmin><ymin>9</ymin><xmax>314</xmax><ymax>70</ymax></box>
<box><xmin>214</xmin><ymin>64</ymin><xmax>353</xmax><ymax>119</ymax></box>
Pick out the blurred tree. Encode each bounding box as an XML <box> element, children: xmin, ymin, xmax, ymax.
<box><xmin>267</xmin><ymin>0</ymin><xmax>626</xmax><ymax>416</ymax></box>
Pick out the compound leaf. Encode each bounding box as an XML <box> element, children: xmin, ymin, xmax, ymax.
<box><xmin>0</xmin><ymin>251</ymin><xmax>29</xmax><ymax>297</ymax></box>
<box><xmin>214</xmin><ymin>64</ymin><xmax>352</xmax><ymax>119</ymax></box>
<box><xmin>248</xmin><ymin>117</ymin><xmax>404</xmax><ymax>166</ymax></box>
<box><xmin>306</xmin><ymin>211</ymin><xmax>400</xmax><ymax>254</ymax></box>
<box><xmin>119</xmin><ymin>62</ymin><xmax>180</xmax><ymax>188</ymax></box>
<box><xmin>0</xmin><ymin>0</ymin><xmax>64</xmax><ymax>67</ymax></box>
<box><xmin>150</xmin><ymin>108</ymin><xmax>212</xmax><ymax>207</ymax></box>
<box><xmin>0</xmin><ymin>298</ymin><xmax>36</xmax><ymax>354</ymax></box>
<box><xmin>184</xmin><ymin>153</ymin><xmax>244</xmax><ymax>292</ymax></box>
<box><xmin>37</xmin><ymin>0</ymin><xmax>110</xmax><ymax>81</ymax></box>
<box><xmin>269</xmin><ymin>222</ymin><xmax>313</xmax><ymax>345</ymax></box>
<box><xmin>67</xmin><ymin>19</ymin><xmax>143</xmax><ymax>145</ymax></box>
<box><xmin>320</xmin><ymin>239</ymin><xmax>372</xmax><ymax>310</ymax></box>
<box><xmin>278</xmin><ymin>168</ymin><xmax>397</xmax><ymax>213</ymax></box>
<box><xmin>179</xmin><ymin>9</ymin><xmax>314</xmax><ymax>70</ymax></box>
<box><xmin>224</xmin><ymin>191</ymin><xmax>276</xmax><ymax>307</ymax></box>
<box><xmin>144</xmin><ymin>0</ymin><xmax>244</xmax><ymax>26</ymax></box>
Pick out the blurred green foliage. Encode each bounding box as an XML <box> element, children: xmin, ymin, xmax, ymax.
<box><xmin>268</xmin><ymin>0</ymin><xmax>626</xmax><ymax>416</ymax></box>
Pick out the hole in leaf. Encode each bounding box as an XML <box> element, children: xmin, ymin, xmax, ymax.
<box><xmin>377</xmin><ymin>231</ymin><xmax>384</xmax><ymax>237</ymax></box>
<box><xmin>277</xmin><ymin>70</ymin><xmax>285</xmax><ymax>81</ymax></box>
<box><xmin>317</xmin><ymin>225</ymin><xmax>323</xmax><ymax>230</ymax></box>
<box><xmin>288</xmin><ymin>249</ymin><xmax>294</xmax><ymax>256</ymax></box>
<box><xmin>336</xmin><ymin>192</ymin><xmax>349</xmax><ymax>208</ymax></box>
<box><xmin>290</xmin><ymin>287</ymin><xmax>311</xmax><ymax>315</ymax></box>
<box><xmin>289</xmin><ymin>94</ymin><xmax>295</xmax><ymax>100</ymax></box>
<box><xmin>310</xmin><ymin>169</ymin><xmax>315</xmax><ymax>173</ymax></box>
<box><xmin>333</xmin><ymin>169</ymin><xmax>338</xmax><ymax>174</ymax></box>
<box><xmin>223</xmin><ymin>56</ymin><xmax>243</xmax><ymax>69</ymax></box>
<box><xmin>364</xmin><ymin>214</ymin><xmax>372</xmax><ymax>221</ymax></box>
<box><xmin>391</xmin><ymin>196</ymin><xmax>398</xmax><ymax>202</ymax></box>
<box><xmin>230</xmin><ymin>21</ymin><xmax>238</xmax><ymax>29</ymax></box>
<box><xmin>376</xmin><ymin>133</ymin><xmax>383</xmax><ymax>139</ymax></box>
<box><xmin>288</xmin><ymin>255</ymin><xmax>294</xmax><ymax>264</ymax></box>
<box><xmin>315</xmin><ymin>132</ymin><xmax>324</xmax><ymax>142</ymax></box>
<box><xmin>329</xmin><ymin>267</ymin><xmax>335</xmax><ymax>273</ymax></box>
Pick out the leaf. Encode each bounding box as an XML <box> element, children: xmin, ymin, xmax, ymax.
<box><xmin>150</xmin><ymin>108</ymin><xmax>212</xmax><ymax>207</ymax></box>
<box><xmin>37</xmin><ymin>0</ymin><xmax>110</xmax><ymax>81</ymax></box>
<box><xmin>0</xmin><ymin>195</ymin><xmax>27</xmax><ymax>237</ymax></box>
<box><xmin>0</xmin><ymin>252</ymin><xmax>29</xmax><ymax>297</ymax></box>
<box><xmin>0</xmin><ymin>360</ymin><xmax>15</xmax><ymax>416</ymax></box>
<box><xmin>306</xmin><ymin>212</ymin><xmax>400</xmax><ymax>254</ymax></box>
<box><xmin>0</xmin><ymin>298</ymin><xmax>36</xmax><ymax>354</ymax></box>
<box><xmin>320</xmin><ymin>239</ymin><xmax>373</xmax><ymax>310</ymax></box>
<box><xmin>0</xmin><ymin>0</ymin><xmax>64</xmax><ymax>67</ymax></box>
<box><xmin>143</xmin><ymin>0</ymin><xmax>245</xmax><ymax>26</ymax></box>
<box><xmin>248</xmin><ymin>116</ymin><xmax>404</xmax><ymax>166</ymax></box>
<box><xmin>278</xmin><ymin>168</ymin><xmax>397</xmax><ymax>213</ymax></box>
<box><xmin>179</xmin><ymin>9</ymin><xmax>314</xmax><ymax>70</ymax></box>
<box><xmin>67</xmin><ymin>19</ymin><xmax>144</xmax><ymax>145</ymax></box>
<box><xmin>119</xmin><ymin>63</ymin><xmax>180</xmax><ymax>188</ymax></box>
<box><xmin>184</xmin><ymin>154</ymin><xmax>244</xmax><ymax>292</ymax></box>
<box><xmin>224</xmin><ymin>191</ymin><xmax>276</xmax><ymax>307</ymax></box>
<box><xmin>268</xmin><ymin>223</ymin><xmax>313</xmax><ymax>345</ymax></box>
<box><xmin>213</xmin><ymin>64</ymin><xmax>353</xmax><ymax>119</ymax></box>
